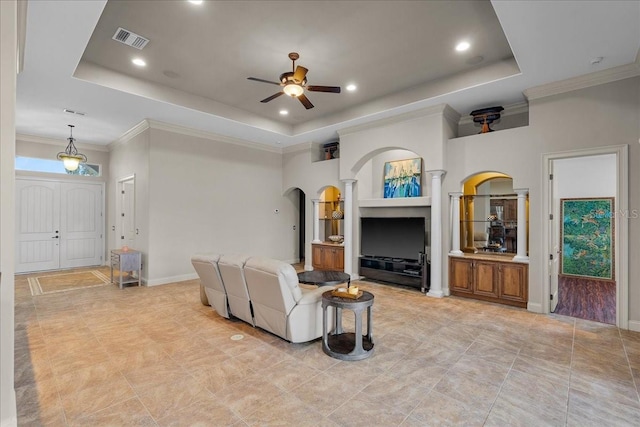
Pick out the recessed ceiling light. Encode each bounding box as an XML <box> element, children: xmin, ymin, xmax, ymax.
<box><xmin>346</xmin><ymin>84</ymin><xmax>357</xmax><ymax>92</ymax></box>
<box><xmin>132</xmin><ymin>58</ymin><xmax>146</xmax><ymax>67</ymax></box>
<box><xmin>279</xmin><ymin>110</ymin><xmax>288</xmax><ymax>116</ymax></box>
<box><xmin>455</xmin><ymin>41</ymin><xmax>470</xmax><ymax>52</ymax></box>
<box><xmin>188</xmin><ymin>0</ymin><xmax>203</xmax><ymax>4</ymax></box>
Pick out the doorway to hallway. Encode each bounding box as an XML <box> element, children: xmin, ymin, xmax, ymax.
<box><xmin>545</xmin><ymin>149</ymin><xmax>626</xmax><ymax>326</ymax></box>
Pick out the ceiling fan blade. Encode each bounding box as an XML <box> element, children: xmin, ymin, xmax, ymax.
<box><xmin>260</xmin><ymin>92</ymin><xmax>284</xmax><ymax>103</ymax></box>
<box><xmin>248</xmin><ymin>77</ymin><xmax>281</xmax><ymax>86</ymax></box>
<box><xmin>293</xmin><ymin>66</ymin><xmax>308</xmax><ymax>84</ymax></box>
<box><xmin>298</xmin><ymin>93</ymin><xmax>314</xmax><ymax>109</ymax></box>
<box><xmin>307</xmin><ymin>85</ymin><xmax>341</xmax><ymax>93</ymax></box>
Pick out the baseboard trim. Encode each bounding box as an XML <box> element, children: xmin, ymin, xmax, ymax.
<box><xmin>146</xmin><ymin>272</ymin><xmax>198</xmax><ymax>286</ymax></box>
<box><xmin>628</xmin><ymin>320</ymin><xmax>640</xmax><ymax>332</ymax></box>
<box><xmin>0</xmin><ymin>388</ymin><xmax>17</xmax><ymax>427</ymax></box>
<box><xmin>527</xmin><ymin>302</ymin><xmax>543</xmax><ymax>313</ymax></box>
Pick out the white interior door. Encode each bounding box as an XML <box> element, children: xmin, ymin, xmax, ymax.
<box><xmin>15</xmin><ymin>180</ymin><xmax>61</xmax><ymax>272</ymax></box>
<box><xmin>120</xmin><ymin>178</ymin><xmax>136</xmax><ymax>248</ymax></box>
<box><xmin>60</xmin><ymin>182</ymin><xmax>103</xmax><ymax>269</ymax></box>
<box><xmin>16</xmin><ymin>178</ymin><xmax>103</xmax><ymax>273</ymax></box>
<box><xmin>549</xmin><ymin>162</ymin><xmax>559</xmax><ymax>312</ymax></box>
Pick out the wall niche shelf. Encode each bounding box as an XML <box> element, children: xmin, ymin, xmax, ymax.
<box><xmin>359</xmin><ymin>196</ymin><xmax>431</xmax><ymax>208</ymax></box>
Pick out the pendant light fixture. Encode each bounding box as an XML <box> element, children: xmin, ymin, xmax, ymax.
<box><xmin>57</xmin><ymin>125</ymin><xmax>87</xmax><ymax>172</ymax></box>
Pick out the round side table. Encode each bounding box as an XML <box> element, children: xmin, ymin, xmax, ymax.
<box><xmin>321</xmin><ymin>290</ymin><xmax>374</xmax><ymax>361</ymax></box>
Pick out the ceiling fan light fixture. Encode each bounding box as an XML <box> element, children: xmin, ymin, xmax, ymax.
<box><xmin>57</xmin><ymin>125</ymin><xmax>87</xmax><ymax>172</ymax></box>
<box><xmin>283</xmin><ymin>84</ymin><xmax>304</xmax><ymax>97</ymax></box>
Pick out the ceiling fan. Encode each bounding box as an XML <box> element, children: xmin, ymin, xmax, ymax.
<box><xmin>247</xmin><ymin>52</ymin><xmax>341</xmax><ymax>110</ymax></box>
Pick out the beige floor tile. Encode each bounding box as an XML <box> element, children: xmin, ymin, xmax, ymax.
<box><xmin>214</xmin><ymin>371</ymin><xmax>286</xmax><ymax>418</ymax></box>
<box><xmin>511</xmin><ymin>354</ymin><xmax>571</xmax><ymax>387</ymax></box>
<box><xmin>329</xmin><ymin>394</ymin><xmax>410</xmax><ymax>426</ymax></box>
<box><xmin>406</xmin><ymin>390</ymin><xmax>489</xmax><ymax>426</ymax></box>
<box><xmin>137</xmin><ymin>374</ymin><xmax>215</xmax><ymax>421</ymax></box>
<box><xmin>432</xmin><ymin>370</ymin><xmax>502</xmax><ymax>412</ymax></box>
<box><xmin>69</xmin><ymin>397</ymin><xmax>156</xmax><ymax>427</ymax></box>
<box><xmin>14</xmin><ymin>269</ymin><xmax>640</xmax><ymax>426</ymax></box>
<box><xmin>243</xmin><ymin>392</ymin><xmax>337</xmax><ymax>426</ymax></box>
<box><xmin>60</xmin><ymin>373</ymin><xmax>136</xmax><ymax>421</ymax></box>
<box><xmin>567</xmin><ymin>388</ymin><xmax>640</xmax><ymax>427</ymax></box>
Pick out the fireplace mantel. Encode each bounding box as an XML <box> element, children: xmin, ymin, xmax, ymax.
<box><xmin>358</xmin><ymin>196</ymin><xmax>431</xmax><ymax>208</ymax></box>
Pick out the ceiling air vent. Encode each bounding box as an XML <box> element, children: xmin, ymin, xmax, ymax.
<box><xmin>112</xmin><ymin>27</ymin><xmax>149</xmax><ymax>50</ymax></box>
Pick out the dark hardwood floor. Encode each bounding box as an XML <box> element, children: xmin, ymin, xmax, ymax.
<box><xmin>554</xmin><ymin>275</ymin><xmax>616</xmax><ymax>324</ymax></box>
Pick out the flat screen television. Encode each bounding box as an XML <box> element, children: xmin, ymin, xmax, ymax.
<box><xmin>360</xmin><ymin>217</ymin><xmax>425</xmax><ymax>262</ymax></box>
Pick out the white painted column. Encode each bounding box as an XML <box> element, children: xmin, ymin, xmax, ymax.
<box><xmin>513</xmin><ymin>189</ymin><xmax>529</xmax><ymax>263</ymax></box>
<box><xmin>342</xmin><ymin>179</ymin><xmax>356</xmax><ymax>279</ymax></box>
<box><xmin>449</xmin><ymin>192</ymin><xmax>464</xmax><ymax>256</ymax></box>
<box><xmin>427</xmin><ymin>170</ymin><xmax>445</xmax><ymax>298</ymax></box>
<box><xmin>311</xmin><ymin>199</ymin><xmax>322</xmax><ymax>243</ymax></box>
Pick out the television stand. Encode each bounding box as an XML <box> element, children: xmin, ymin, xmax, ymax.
<box><xmin>359</xmin><ymin>256</ymin><xmax>429</xmax><ymax>291</ymax></box>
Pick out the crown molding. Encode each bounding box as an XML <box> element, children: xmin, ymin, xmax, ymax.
<box><xmin>283</xmin><ymin>142</ymin><xmax>313</xmax><ymax>154</ymax></box>
<box><xmin>16</xmin><ymin>133</ymin><xmax>110</xmax><ymax>152</ymax></box>
<box><xmin>458</xmin><ymin>101</ymin><xmax>529</xmax><ymax>126</ymax></box>
<box><xmin>17</xmin><ymin>0</ymin><xmax>28</xmax><ymax>73</ymax></box>
<box><xmin>108</xmin><ymin>120</ymin><xmax>150</xmax><ymax>151</ymax></box>
<box><xmin>338</xmin><ymin>104</ymin><xmax>450</xmax><ymax>136</ymax></box>
<box><xmin>524</xmin><ymin>61</ymin><xmax>640</xmax><ymax>101</ymax></box>
<box><xmin>442</xmin><ymin>104</ymin><xmax>462</xmax><ymax>126</ymax></box>
<box><xmin>145</xmin><ymin>120</ymin><xmax>283</xmax><ymax>154</ymax></box>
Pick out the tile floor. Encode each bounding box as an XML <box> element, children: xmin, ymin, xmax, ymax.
<box><xmin>14</xmin><ymin>267</ymin><xmax>640</xmax><ymax>426</ymax></box>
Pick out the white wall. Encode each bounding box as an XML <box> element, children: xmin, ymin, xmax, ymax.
<box><xmin>0</xmin><ymin>1</ymin><xmax>17</xmax><ymax>424</ymax></box>
<box><xmin>555</xmin><ymin>154</ymin><xmax>616</xmax><ymax>199</ymax></box>
<box><xmin>283</xmin><ymin>145</ymin><xmax>342</xmax><ymax>270</ymax></box>
<box><xmin>144</xmin><ymin>127</ymin><xmax>296</xmax><ymax>284</ymax></box>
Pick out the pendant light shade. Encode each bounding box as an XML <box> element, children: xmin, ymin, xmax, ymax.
<box><xmin>57</xmin><ymin>125</ymin><xmax>87</xmax><ymax>171</ymax></box>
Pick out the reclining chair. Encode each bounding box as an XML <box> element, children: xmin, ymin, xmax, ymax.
<box><xmin>244</xmin><ymin>257</ymin><xmax>328</xmax><ymax>343</ymax></box>
<box><xmin>191</xmin><ymin>254</ymin><xmax>229</xmax><ymax>318</ymax></box>
<box><xmin>218</xmin><ymin>254</ymin><xmax>254</xmax><ymax>326</ymax></box>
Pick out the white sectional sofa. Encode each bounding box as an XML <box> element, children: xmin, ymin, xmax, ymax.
<box><xmin>191</xmin><ymin>254</ymin><xmax>332</xmax><ymax>343</ymax></box>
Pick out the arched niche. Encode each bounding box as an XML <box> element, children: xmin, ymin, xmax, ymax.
<box><xmin>460</xmin><ymin>172</ymin><xmax>527</xmax><ymax>254</ymax></box>
<box><xmin>352</xmin><ymin>148</ymin><xmax>425</xmax><ymax>200</ymax></box>
<box><xmin>318</xmin><ymin>185</ymin><xmax>343</xmax><ymax>241</ymax></box>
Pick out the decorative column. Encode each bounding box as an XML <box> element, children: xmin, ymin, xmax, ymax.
<box><xmin>513</xmin><ymin>188</ymin><xmax>529</xmax><ymax>263</ymax></box>
<box><xmin>449</xmin><ymin>192</ymin><xmax>464</xmax><ymax>256</ymax></box>
<box><xmin>342</xmin><ymin>179</ymin><xmax>356</xmax><ymax>279</ymax></box>
<box><xmin>311</xmin><ymin>199</ymin><xmax>321</xmax><ymax>243</ymax></box>
<box><xmin>427</xmin><ymin>170</ymin><xmax>445</xmax><ymax>298</ymax></box>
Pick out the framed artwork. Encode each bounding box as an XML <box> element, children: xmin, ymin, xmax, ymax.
<box><xmin>383</xmin><ymin>158</ymin><xmax>422</xmax><ymax>198</ymax></box>
<box><xmin>560</xmin><ymin>197</ymin><xmax>614</xmax><ymax>280</ymax></box>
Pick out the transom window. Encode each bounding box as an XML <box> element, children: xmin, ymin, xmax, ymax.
<box><xmin>15</xmin><ymin>156</ymin><xmax>101</xmax><ymax>177</ymax></box>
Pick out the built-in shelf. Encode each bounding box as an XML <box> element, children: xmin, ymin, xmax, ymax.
<box><xmin>358</xmin><ymin>196</ymin><xmax>431</xmax><ymax>208</ymax></box>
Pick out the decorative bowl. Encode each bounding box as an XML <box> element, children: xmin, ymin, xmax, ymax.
<box><xmin>331</xmin><ymin>210</ymin><xmax>344</xmax><ymax>219</ymax></box>
<box><xmin>328</xmin><ymin>235</ymin><xmax>344</xmax><ymax>243</ymax></box>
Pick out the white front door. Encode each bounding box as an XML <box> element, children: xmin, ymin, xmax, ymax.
<box><xmin>16</xmin><ymin>178</ymin><xmax>103</xmax><ymax>273</ymax></box>
<box><xmin>15</xmin><ymin>180</ymin><xmax>61</xmax><ymax>272</ymax></box>
<box><xmin>60</xmin><ymin>182</ymin><xmax>103</xmax><ymax>269</ymax></box>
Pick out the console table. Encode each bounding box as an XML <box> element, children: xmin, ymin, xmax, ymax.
<box><xmin>110</xmin><ymin>249</ymin><xmax>142</xmax><ymax>289</ymax></box>
<box><xmin>321</xmin><ymin>290</ymin><xmax>374</xmax><ymax>361</ymax></box>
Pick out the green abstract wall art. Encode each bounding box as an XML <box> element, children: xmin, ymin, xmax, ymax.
<box><xmin>560</xmin><ymin>198</ymin><xmax>614</xmax><ymax>280</ymax></box>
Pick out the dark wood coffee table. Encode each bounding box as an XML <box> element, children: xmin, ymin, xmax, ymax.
<box><xmin>297</xmin><ymin>270</ymin><xmax>350</xmax><ymax>287</ymax></box>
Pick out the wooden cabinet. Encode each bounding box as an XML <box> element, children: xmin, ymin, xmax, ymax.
<box><xmin>499</xmin><ymin>262</ymin><xmax>528</xmax><ymax>303</ymax></box>
<box><xmin>449</xmin><ymin>258</ymin><xmax>473</xmax><ymax>294</ymax></box>
<box><xmin>312</xmin><ymin>243</ymin><xmax>344</xmax><ymax>271</ymax></box>
<box><xmin>473</xmin><ymin>260</ymin><xmax>499</xmax><ymax>298</ymax></box>
<box><xmin>449</xmin><ymin>256</ymin><xmax>527</xmax><ymax>308</ymax></box>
